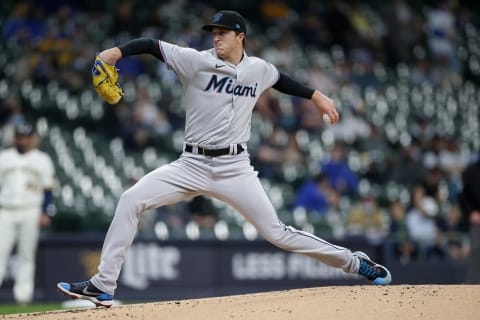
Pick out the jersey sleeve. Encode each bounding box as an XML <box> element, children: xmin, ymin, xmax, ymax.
<box><xmin>158</xmin><ymin>41</ymin><xmax>202</xmax><ymax>82</ymax></box>
<box><xmin>260</xmin><ymin>60</ymin><xmax>280</xmax><ymax>92</ymax></box>
<box><xmin>41</xmin><ymin>153</ymin><xmax>55</xmax><ymax>190</ymax></box>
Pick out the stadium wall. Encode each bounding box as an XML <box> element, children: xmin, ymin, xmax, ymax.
<box><xmin>0</xmin><ymin>235</ymin><xmax>468</xmax><ymax>303</ymax></box>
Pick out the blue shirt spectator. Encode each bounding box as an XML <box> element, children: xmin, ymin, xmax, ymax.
<box><xmin>293</xmin><ymin>174</ymin><xmax>329</xmax><ymax>214</ymax></box>
<box><xmin>3</xmin><ymin>3</ymin><xmax>44</xmax><ymax>44</ymax></box>
<box><xmin>321</xmin><ymin>144</ymin><xmax>359</xmax><ymax>195</ymax></box>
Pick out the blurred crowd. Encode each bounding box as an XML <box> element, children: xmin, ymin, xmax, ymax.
<box><xmin>1</xmin><ymin>0</ymin><xmax>480</xmax><ymax>265</ymax></box>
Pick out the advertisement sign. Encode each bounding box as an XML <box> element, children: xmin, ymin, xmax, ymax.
<box><xmin>0</xmin><ymin>235</ymin><xmax>467</xmax><ymax>302</ymax></box>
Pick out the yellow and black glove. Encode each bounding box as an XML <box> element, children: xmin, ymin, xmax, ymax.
<box><xmin>91</xmin><ymin>53</ymin><xmax>124</xmax><ymax>104</ymax></box>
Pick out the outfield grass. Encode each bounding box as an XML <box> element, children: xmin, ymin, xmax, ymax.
<box><xmin>0</xmin><ymin>303</ymin><xmax>63</xmax><ymax>315</ymax></box>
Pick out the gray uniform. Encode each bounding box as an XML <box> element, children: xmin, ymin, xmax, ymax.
<box><xmin>90</xmin><ymin>41</ymin><xmax>359</xmax><ymax>295</ymax></box>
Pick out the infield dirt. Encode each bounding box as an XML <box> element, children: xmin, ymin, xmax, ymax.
<box><xmin>4</xmin><ymin>285</ymin><xmax>480</xmax><ymax>320</ymax></box>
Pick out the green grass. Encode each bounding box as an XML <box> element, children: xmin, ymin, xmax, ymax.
<box><xmin>0</xmin><ymin>303</ymin><xmax>63</xmax><ymax>315</ymax></box>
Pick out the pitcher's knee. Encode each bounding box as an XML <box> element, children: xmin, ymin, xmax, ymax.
<box><xmin>118</xmin><ymin>189</ymin><xmax>136</xmax><ymax>205</ymax></box>
<box><xmin>262</xmin><ymin>224</ymin><xmax>292</xmax><ymax>248</ymax></box>
<box><xmin>118</xmin><ymin>188</ymin><xmax>146</xmax><ymax>215</ymax></box>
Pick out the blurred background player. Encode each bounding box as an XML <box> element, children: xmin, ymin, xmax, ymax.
<box><xmin>0</xmin><ymin>123</ymin><xmax>55</xmax><ymax>304</ymax></box>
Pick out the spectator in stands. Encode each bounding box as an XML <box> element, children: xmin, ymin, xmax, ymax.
<box><xmin>253</xmin><ymin>89</ymin><xmax>282</xmax><ymax>124</ymax></box>
<box><xmin>349</xmin><ymin>48</ymin><xmax>380</xmax><ymax>90</ymax></box>
<box><xmin>410</xmin><ymin>116</ymin><xmax>435</xmax><ymax>149</ymax></box>
<box><xmin>425</xmin><ymin>0</ymin><xmax>461</xmax><ymax>75</ymax></box>
<box><xmin>253</xmin><ymin>126</ymin><xmax>302</xmax><ymax>181</ymax></box>
<box><xmin>115</xmin><ymin>56</ymin><xmax>146</xmax><ymax>80</ymax></box>
<box><xmin>132</xmin><ymin>88</ymin><xmax>172</xmax><ymax>136</ymax></box>
<box><xmin>244</xmin><ymin>34</ymin><xmax>264</xmax><ymax>57</ymax></box>
<box><xmin>117</xmin><ymin>103</ymin><xmax>149</xmax><ymax>150</ymax></box>
<box><xmin>347</xmin><ymin>2</ymin><xmax>384</xmax><ymax>50</ymax></box>
<box><xmin>154</xmin><ymin>202</ymin><xmax>189</xmax><ymax>239</ymax></box>
<box><xmin>439</xmin><ymin>136</ymin><xmax>469</xmax><ymax>182</ymax></box>
<box><xmin>117</xmin><ymin>87</ymin><xmax>172</xmax><ymax>150</ymax></box>
<box><xmin>382</xmin><ymin>0</ymin><xmax>423</xmax><ymax>66</ymax></box>
<box><xmin>187</xmin><ymin>195</ymin><xmax>218</xmax><ymax>239</ymax></box>
<box><xmin>346</xmin><ymin>194</ymin><xmax>389</xmax><ymax>244</ymax></box>
<box><xmin>293</xmin><ymin>173</ymin><xmax>330</xmax><ymax>215</ymax></box>
<box><xmin>324</xmin><ymin>188</ymin><xmax>349</xmax><ymax>239</ymax></box>
<box><xmin>423</xmin><ymin>134</ymin><xmax>447</xmax><ymax>169</ymax></box>
<box><xmin>110</xmin><ymin>0</ymin><xmax>142</xmax><ymax>37</ymax></box>
<box><xmin>410</xmin><ymin>48</ymin><xmax>434</xmax><ymax>85</ymax></box>
<box><xmin>176</xmin><ymin>22</ymin><xmax>203</xmax><ymax>49</ymax></box>
<box><xmin>322</xmin><ymin>1</ymin><xmax>359</xmax><ymax>52</ymax></box>
<box><xmin>438</xmin><ymin>204</ymin><xmax>469</xmax><ymax>260</ymax></box>
<box><xmin>307</xmin><ymin>54</ymin><xmax>338</xmax><ymax>96</ymax></box>
<box><xmin>458</xmin><ymin>154</ymin><xmax>480</xmax><ymax>283</ymax></box>
<box><xmin>320</xmin><ymin>143</ymin><xmax>359</xmax><ymax>196</ymax></box>
<box><xmin>323</xmin><ymin>104</ymin><xmax>371</xmax><ymax>144</ymax></box>
<box><xmin>421</xmin><ymin>134</ymin><xmax>469</xmax><ymax>189</ymax></box>
<box><xmin>2</xmin><ymin>2</ymin><xmax>44</xmax><ymax>45</ymax></box>
<box><xmin>294</xmin><ymin>11</ymin><xmax>334</xmax><ymax>50</ymax></box>
<box><xmin>257</xmin><ymin>91</ymin><xmax>299</xmax><ymax>132</ymax></box>
<box><xmin>388</xmin><ymin>200</ymin><xmax>418</xmax><ymax>264</ymax></box>
<box><xmin>297</xmin><ymin>98</ymin><xmax>325</xmax><ymax>132</ymax></box>
<box><xmin>430</xmin><ymin>53</ymin><xmax>462</xmax><ymax>87</ymax></box>
<box><xmin>358</xmin><ymin>124</ymin><xmax>390</xmax><ymax>184</ymax></box>
<box><xmin>258</xmin><ymin>0</ymin><xmax>291</xmax><ymax>27</ymax></box>
<box><xmin>388</xmin><ymin>144</ymin><xmax>426</xmax><ymax>187</ymax></box>
<box><xmin>421</xmin><ymin>166</ymin><xmax>446</xmax><ymax>202</ymax></box>
<box><xmin>262</xmin><ymin>32</ymin><xmax>297</xmax><ymax>71</ymax></box>
<box><xmin>0</xmin><ymin>96</ymin><xmax>26</xmax><ymax>148</ymax></box>
<box><xmin>406</xmin><ymin>185</ymin><xmax>445</xmax><ymax>260</ymax></box>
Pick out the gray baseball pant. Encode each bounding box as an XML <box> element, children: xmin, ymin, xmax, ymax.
<box><xmin>91</xmin><ymin>152</ymin><xmax>359</xmax><ymax>294</ymax></box>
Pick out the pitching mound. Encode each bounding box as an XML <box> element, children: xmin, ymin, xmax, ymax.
<box><xmin>5</xmin><ymin>285</ymin><xmax>480</xmax><ymax>320</ymax></box>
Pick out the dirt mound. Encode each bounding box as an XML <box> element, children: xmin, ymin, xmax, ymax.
<box><xmin>5</xmin><ymin>285</ymin><xmax>480</xmax><ymax>320</ymax></box>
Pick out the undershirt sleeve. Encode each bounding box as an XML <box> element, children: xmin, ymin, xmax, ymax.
<box><xmin>272</xmin><ymin>71</ymin><xmax>315</xmax><ymax>99</ymax></box>
<box><xmin>117</xmin><ymin>38</ymin><xmax>164</xmax><ymax>62</ymax></box>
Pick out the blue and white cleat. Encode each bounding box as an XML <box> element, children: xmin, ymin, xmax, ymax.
<box><xmin>353</xmin><ymin>251</ymin><xmax>392</xmax><ymax>285</ymax></box>
<box><xmin>57</xmin><ymin>280</ymin><xmax>113</xmax><ymax>308</ymax></box>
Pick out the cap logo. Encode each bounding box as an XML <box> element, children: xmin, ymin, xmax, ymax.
<box><xmin>213</xmin><ymin>13</ymin><xmax>223</xmax><ymax>23</ymax></box>
<box><xmin>235</xmin><ymin>24</ymin><xmax>240</xmax><ymax>29</ymax></box>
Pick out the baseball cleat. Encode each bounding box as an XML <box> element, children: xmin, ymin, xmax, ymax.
<box><xmin>353</xmin><ymin>251</ymin><xmax>392</xmax><ymax>285</ymax></box>
<box><xmin>57</xmin><ymin>280</ymin><xmax>113</xmax><ymax>308</ymax></box>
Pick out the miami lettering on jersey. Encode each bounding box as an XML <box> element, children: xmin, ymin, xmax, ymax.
<box><xmin>204</xmin><ymin>75</ymin><xmax>258</xmax><ymax>97</ymax></box>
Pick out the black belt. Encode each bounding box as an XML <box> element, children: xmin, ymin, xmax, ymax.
<box><xmin>184</xmin><ymin>144</ymin><xmax>244</xmax><ymax>156</ymax></box>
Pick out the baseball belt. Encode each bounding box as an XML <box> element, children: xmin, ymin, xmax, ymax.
<box><xmin>184</xmin><ymin>144</ymin><xmax>244</xmax><ymax>157</ymax></box>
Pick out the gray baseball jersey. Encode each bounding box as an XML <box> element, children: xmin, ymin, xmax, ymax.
<box><xmin>160</xmin><ymin>41</ymin><xmax>278</xmax><ymax>146</ymax></box>
<box><xmin>90</xmin><ymin>41</ymin><xmax>359</xmax><ymax>295</ymax></box>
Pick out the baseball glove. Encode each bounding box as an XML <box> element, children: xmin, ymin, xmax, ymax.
<box><xmin>91</xmin><ymin>53</ymin><xmax>124</xmax><ymax>105</ymax></box>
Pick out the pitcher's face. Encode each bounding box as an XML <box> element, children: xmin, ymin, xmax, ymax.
<box><xmin>212</xmin><ymin>27</ymin><xmax>244</xmax><ymax>60</ymax></box>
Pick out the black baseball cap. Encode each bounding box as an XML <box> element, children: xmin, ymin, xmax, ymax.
<box><xmin>15</xmin><ymin>123</ymin><xmax>34</xmax><ymax>137</ymax></box>
<box><xmin>202</xmin><ymin>10</ymin><xmax>247</xmax><ymax>34</ymax></box>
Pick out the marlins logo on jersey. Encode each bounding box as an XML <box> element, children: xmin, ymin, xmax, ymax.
<box><xmin>204</xmin><ymin>75</ymin><xmax>258</xmax><ymax>97</ymax></box>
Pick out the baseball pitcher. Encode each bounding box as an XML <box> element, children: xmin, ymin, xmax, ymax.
<box><xmin>58</xmin><ymin>10</ymin><xmax>391</xmax><ymax>307</ymax></box>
